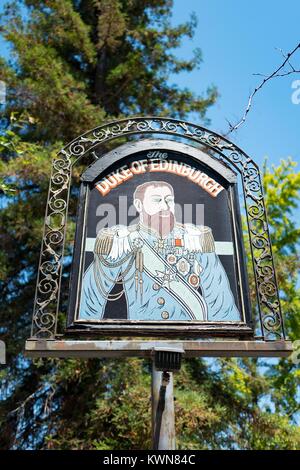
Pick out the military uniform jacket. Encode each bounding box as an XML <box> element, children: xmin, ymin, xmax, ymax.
<box><xmin>78</xmin><ymin>222</ymin><xmax>240</xmax><ymax>322</ymax></box>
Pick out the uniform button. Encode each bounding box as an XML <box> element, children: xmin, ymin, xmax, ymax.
<box><xmin>161</xmin><ymin>311</ymin><xmax>169</xmax><ymax>319</ymax></box>
<box><xmin>188</xmin><ymin>273</ymin><xmax>200</xmax><ymax>288</ymax></box>
<box><xmin>167</xmin><ymin>254</ymin><xmax>177</xmax><ymax>265</ymax></box>
<box><xmin>157</xmin><ymin>297</ymin><xmax>165</xmax><ymax>305</ymax></box>
<box><xmin>153</xmin><ymin>283</ymin><xmax>160</xmax><ymax>291</ymax></box>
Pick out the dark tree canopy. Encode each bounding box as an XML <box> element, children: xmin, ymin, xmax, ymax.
<box><xmin>0</xmin><ymin>0</ymin><xmax>217</xmax><ymax>141</ymax></box>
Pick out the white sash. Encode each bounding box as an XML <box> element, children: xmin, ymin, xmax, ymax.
<box><xmin>140</xmin><ymin>237</ymin><xmax>207</xmax><ymax>321</ymax></box>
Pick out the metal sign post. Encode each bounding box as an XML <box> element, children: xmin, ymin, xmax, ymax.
<box><xmin>25</xmin><ymin>338</ymin><xmax>293</xmax><ymax>450</ymax></box>
<box><xmin>151</xmin><ymin>348</ymin><xmax>183</xmax><ymax>450</ymax></box>
<box><xmin>152</xmin><ymin>367</ymin><xmax>175</xmax><ymax>450</ymax></box>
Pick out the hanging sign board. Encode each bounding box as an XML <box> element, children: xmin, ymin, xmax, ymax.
<box><xmin>67</xmin><ymin>140</ymin><xmax>252</xmax><ymax>337</ymax></box>
<box><xmin>26</xmin><ymin>118</ymin><xmax>291</xmax><ymax>358</ymax></box>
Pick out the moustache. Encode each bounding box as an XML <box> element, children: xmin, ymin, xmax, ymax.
<box><xmin>158</xmin><ymin>210</ymin><xmax>172</xmax><ymax>217</ymax></box>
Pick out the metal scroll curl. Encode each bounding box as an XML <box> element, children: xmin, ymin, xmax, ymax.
<box><xmin>32</xmin><ymin>153</ymin><xmax>71</xmax><ymax>338</ymax></box>
<box><xmin>31</xmin><ymin>117</ymin><xmax>285</xmax><ymax>340</ymax></box>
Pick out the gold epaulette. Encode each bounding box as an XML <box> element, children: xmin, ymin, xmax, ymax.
<box><xmin>94</xmin><ymin>228</ymin><xmax>114</xmax><ymax>255</ymax></box>
<box><xmin>199</xmin><ymin>226</ymin><xmax>215</xmax><ymax>253</ymax></box>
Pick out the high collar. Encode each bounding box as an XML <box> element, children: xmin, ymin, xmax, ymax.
<box><xmin>137</xmin><ymin>221</ymin><xmax>177</xmax><ymax>241</ymax></box>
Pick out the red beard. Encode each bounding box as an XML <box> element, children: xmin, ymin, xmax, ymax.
<box><xmin>142</xmin><ymin>210</ymin><xmax>175</xmax><ymax>238</ymax></box>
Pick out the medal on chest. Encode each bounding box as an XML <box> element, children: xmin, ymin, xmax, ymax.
<box><xmin>162</xmin><ymin>237</ymin><xmax>202</xmax><ymax>289</ymax></box>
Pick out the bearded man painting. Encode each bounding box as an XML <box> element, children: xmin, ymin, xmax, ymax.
<box><xmin>78</xmin><ymin>181</ymin><xmax>240</xmax><ymax>322</ymax></box>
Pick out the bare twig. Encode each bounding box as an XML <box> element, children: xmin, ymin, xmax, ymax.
<box><xmin>226</xmin><ymin>42</ymin><xmax>300</xmax><ymax>135</ymax></box>
<box><xmin>9</xmin><ymin>383</ymin><xmax>55</xmax><ymax>417</ymax></box>
<box><xmin>9</xmin><ymin>383</ymin><xmax>56</xmax><ymax>449</ymax></box>
<box><xmin>8</xmin><ymin>386</ymin><xmax>44</xmax><ymax>420</ymax></box>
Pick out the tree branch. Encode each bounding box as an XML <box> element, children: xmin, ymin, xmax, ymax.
<box><xmin>226</xmin><ymin>42</ymin><xmax>300</xmax><ymax>135</ymax></box>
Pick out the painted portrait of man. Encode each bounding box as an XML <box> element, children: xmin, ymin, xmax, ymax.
<box><xmin>78</xmin><ymin>180</ymin><xmax>240</xmax><ymax>322</ymax></box>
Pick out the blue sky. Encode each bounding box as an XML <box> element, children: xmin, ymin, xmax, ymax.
<box><xmin>170</xmin><ymin>0</ymin><xmax>300</xmax><ymax>169</ymax></box>
<box><xmin>0</xmin><ymin>0</ymin><xmax>300</xmax><ymax>170</ymax></box>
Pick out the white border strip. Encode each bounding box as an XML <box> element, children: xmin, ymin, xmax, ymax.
<box><xmin>85</xmin><ymin>238</ymin><xmax>234</xmax><ymax>255</ymax></box>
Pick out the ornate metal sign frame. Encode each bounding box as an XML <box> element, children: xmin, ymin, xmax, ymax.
<box><xmin>30</xmin><ymin>117</ymin><xmax>286</xmax><ymax>343</ymax></box>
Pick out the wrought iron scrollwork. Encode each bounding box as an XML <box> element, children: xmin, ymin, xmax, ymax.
<box><xmin>32</xmin><ymin>154</ymin><xmax>71</xmax><ymax>338</ymax></box>
<box><xmin>31</xmin><ymin>117</ymin><xmax>285</xmax><ymax>340</ymax></box>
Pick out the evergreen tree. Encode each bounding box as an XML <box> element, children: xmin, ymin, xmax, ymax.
<box><xmin>0</xmin><ymin>0</ymin><xmax>299</xmax><ymax>450</ymax></box>
<box><xmin>0</xmin><ymin>0</ymin><xmax>216</xmax><ymax>141</ymax></box>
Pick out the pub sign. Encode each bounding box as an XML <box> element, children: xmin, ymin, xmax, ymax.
<box><xmin>67</xmin><ymin>139</ymin><xmax>252</xmax><ymax>336</ymax></box>
<box><xmin>29</xmin><ymin>117</ymin><xmax>286</xmax><ymax>343</ymax></box>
